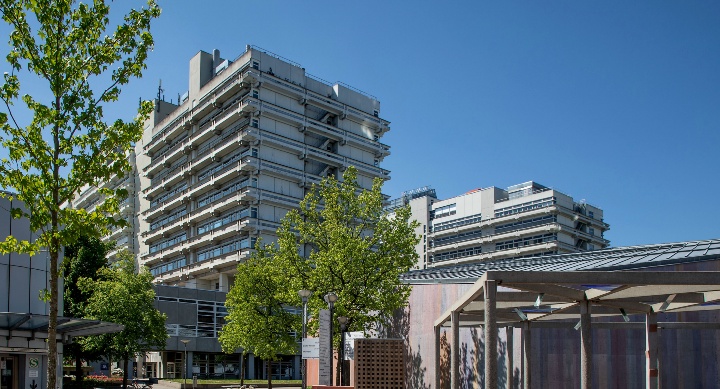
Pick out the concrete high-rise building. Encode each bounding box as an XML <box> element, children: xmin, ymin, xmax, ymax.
<box><xmin>70</xmin><ymin>45</ymin><xmax>392</xmax><ymax>380</ymax></box>
<box><xmin>135</xmin><ymin>46</ymin><xmax>391</xmax><ymax>291</ymax></box>
<box><xmin>388</xmin><ymin>181</ymin><xmax>610</xmax><ymax>269</ymax></box>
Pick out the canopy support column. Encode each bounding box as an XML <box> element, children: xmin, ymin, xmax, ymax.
<box><xmin>522</xmin><ymin>321</ymin><xmax>531</xmax><ymax>389</ymax></box>
<box><xmin>484</xmin><ymin>280</ymin><xmax>498</xmax><ymax>389</ymax></box>
<box><xmin>646</xmin><ymin>312</ymin><xmax>658</xmax><ymax>389</ymax></box>
<box><xmin>580</xmin><ymin>300</ymin><xmax>592</xmax><ymax>389</ymax></box>
<box><xmin>451</xmin><ymin>310</ymin><xmax>460</xmax><ymax>389</ymax></box>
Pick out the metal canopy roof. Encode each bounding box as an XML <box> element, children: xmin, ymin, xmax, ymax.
<box><xmin>0</xmin><ymin>312</ymin><xmax>124</xmax><ymax>339</ymax></box>
<box><xmin>435</xmin><ymin>270</ymin><xmax>720</xmax><ymax>328</ymax></box>
<box><xmin>402</xmin><ymin>238</ymin><xmax>720</xmax><ymax>285</ymax></box>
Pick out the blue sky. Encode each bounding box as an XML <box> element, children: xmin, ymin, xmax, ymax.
<box><xmin>3</xmin><ymin>1</ymin><xmax>720</xmax><ymax>247</ymax></box>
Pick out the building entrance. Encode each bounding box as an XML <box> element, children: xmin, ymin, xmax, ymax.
<box><xmin>0</xmin><ymin>356</ymin><xmax>16</xmax><ymax>389</ymax></box>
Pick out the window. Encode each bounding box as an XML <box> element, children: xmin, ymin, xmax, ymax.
<box><xmin>588</xmin><ymin>211</ymin><xmax>594</xmax><ymax>219</ymax></box>
<box><xmin>373</xmin><ymin>110</ymin><xmax>379</xmax><ymax>117</ymax></box>
<box><xmin>252</xmin><ymin>61</ymin><xmax>259</xmax><ymax>70</ymax></box>
<box><xmin>588</xmin><ymin>243</ymin><xmax>595</xmax><ymax>250</ymax></box>
<box><xmin>433</xmin><ymin>203</ymin><xmax>456</xmax><ymax>219</ymax></box>
<box><xmin>252</xmin><ymin>90</ymin><xmax>259</xmax><ymax>99</ymax></box>
<box><xmin>588</xmin><ymin>227</ymin><xmax>595</xmax><ymax>236</ymax></box>
<box><xmin>251</xmin><ymin>118</ymin><xmax>259</xmax><ymax>128</ymax></box>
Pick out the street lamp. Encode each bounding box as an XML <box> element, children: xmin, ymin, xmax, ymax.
<box><xmin>337</xmin><ymin>316</ymin><xmax>348</xmax><ymax>386</ymax></box>
<box><xmin>297</xmin><ymin>289</ymin><xmax>312</xmax><ymax>389</ymax></box>
<box><xmin>324</xmin><ymin>292</ymin><xmax>338</xmax><ymax>385</ymax></box>
<box><xmin>180</xmin><ymin>339</ymin><xmax>190</xmax><ymax>388</ymax></box>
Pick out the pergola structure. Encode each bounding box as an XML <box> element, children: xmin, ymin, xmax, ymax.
<box><xmin>434</xmin><ymin>270</ymin><xmax>720</xmax><ymax>389</ymax></box>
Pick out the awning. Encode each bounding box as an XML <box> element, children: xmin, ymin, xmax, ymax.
<box><xmin>0</xmin><ymin>312</ymin><xmax>124</xmax><ymax>339</ymax></box>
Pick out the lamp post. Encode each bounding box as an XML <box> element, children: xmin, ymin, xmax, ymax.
<box><xmin>337</xmin><ymin>316</ymin><xmax>348</xmax><ymax>386</ymax></box>
<box><xmin>324</xmin><ymin>292</ymin><xmax>338</xmax><ymax>386</ymax></box>
<box><xmin>180</xmin><ymin>339</ymin><xmax>190</xmax><ymax>388</ymax></box>
<box><xmin>298</xmin><ymin>289</ymin><xmax>312</xmax><ymax>389</ymax></box>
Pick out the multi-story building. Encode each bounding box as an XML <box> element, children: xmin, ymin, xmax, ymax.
<box><xmin>389</xmin><ymin>181</ymin><xmax>610</xmax><ymax>269</ymax></box>
<box><xmin>135</xmin><ymin>45</ymin><xmax>391</xmax><ymax>292</ymax></box>
<box><xmin>71</xmin><ymin>153</ymin><xmax>138</xmax><ymax>263</ymax></box>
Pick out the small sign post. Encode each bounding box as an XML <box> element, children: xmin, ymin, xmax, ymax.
<box><xmin>318</xmin><ymin>309</ymin><xmax>331</xmax><ymax>386</ymax></box>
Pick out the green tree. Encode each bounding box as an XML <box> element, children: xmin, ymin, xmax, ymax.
<box><xmin>219</xmin><ymin>242</ymin><xmax>300</xmax><ymax>389</ymax></box>
<box><xmin>63</xmin><ymin>235</ymin><xmax>114</xmax><ymax>382</ymax></box>
<box><xmin>79</xmin><ymin>251</ymin><xmax>167</xmax><ymax>389</ymax></box>
<box><xmin>278</xmin><ymin>166</ymin><xmax>420</xmax><ymax>382</ymax></box>
<box><xmin>0</xmin><ymin>1</ymin><xmax>160</xmax><ymax>388</ymax></box>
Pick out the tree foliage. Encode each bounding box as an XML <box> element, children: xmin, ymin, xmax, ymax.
<box><xmin>219</xmin><ymin>242</ymin><xmax>299</xmax><ymax>389</ymax></box>
<box><xmin>79</xmin><ymin>251</ymin><xmax>167</xmax><ymax>389</ymax></box>
<box><xmin>279</xmin><ymin>166</ymin><xmax>420</xmax><ymax>352</ymax></box>
<box><xmin>63</xmin><ymin>235</ymin><xmax>114</xmax><ymax>381</ymax></box>
<box><xmin>0</xmin><ymin>1</ymin><xmax>160</xmax><ymax>388</ymax></box>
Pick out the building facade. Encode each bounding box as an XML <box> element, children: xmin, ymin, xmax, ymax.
<box><xmin>74</xmin><ymin>45</ymin><xmax>391</xmax><ymax>380</ymax></box>
<box><xmin>135</xmin><ymin>45</ymin><xmax>390</xmax><ymax>292</ymax></box>
<box><xmin>388</xmin><ymin>181</ymin><xmax>609</xmax><ymax>270</ymax></box>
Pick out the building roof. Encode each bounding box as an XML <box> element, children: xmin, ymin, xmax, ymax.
<box><xmin>401</xmin><ymin>238</ymin><xmax>720</xmax><ymax>284</ymax></box>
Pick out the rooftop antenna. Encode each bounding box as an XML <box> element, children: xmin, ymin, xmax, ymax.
<box><xmin>156</xmin><ymin>79</ymin><xmax>164</xmax><ymax>111</ymax></box>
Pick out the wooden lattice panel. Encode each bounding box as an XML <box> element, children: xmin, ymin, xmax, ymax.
<box><xmin>353</xmin><ymin>339</ymin><xmax>405</xmax><ymax>389</ymax></box>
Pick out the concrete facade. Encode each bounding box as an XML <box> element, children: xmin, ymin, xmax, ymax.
<box><xmin>388</xmin><ymin>182</ymin><xmax>610</xmax><ymax>270</ymax></box>
<box><xmin>72</xmin><ymin>45</ymin><xmax>391</xmax><ymax>380</ymax></box>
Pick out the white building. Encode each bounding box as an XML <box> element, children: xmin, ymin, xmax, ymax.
<box><xmin>388</xmin><ymin>181</ymin><xmax>610</xmax><ymax>269</ymax></box>
<box><xmin>70</xmin><ymin>45</ymin><xmax>391</xmax><ymax>380</ymax></box>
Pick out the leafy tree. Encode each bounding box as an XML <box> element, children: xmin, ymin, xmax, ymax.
<box><xmin>278</xmin><ymin>166</ymin><xmax>420</xmax><ymax>382</ymax></box>
<box><xmin>219</xmin><ymin>242</ymin><xmax>300</xmax><ymax>389</ymax></box>
<box><xmin>63</xmin><ymin>235</ymin><xmax>114</xmax><ymax>381</ymax></box>
<box><xmin>78</xmin><ymin>251</ymin><xmax>167</xmax><ymax>389</ymax></box>
<box><xmin>0</xmin><ymin>1</ymin><xmax>160</xmax><ymax>388</ymax></box>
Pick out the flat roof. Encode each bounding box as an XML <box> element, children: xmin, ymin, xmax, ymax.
<box><xmin>0</xmin><ymin>312</ymin><xmax>124</xmax><ymax>338</ymax></box>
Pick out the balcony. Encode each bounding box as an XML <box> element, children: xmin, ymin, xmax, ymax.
<box><xmin>145</xmin><ymin>111</ymin><xmax>189</xmax><ymax>155</ymax></box>
<box><xmin>213</xmin><ymin>71</ymin><xmax>257</xmax><ymax>106</ymax></box>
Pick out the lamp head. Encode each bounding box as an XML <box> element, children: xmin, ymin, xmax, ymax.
<box><xmin>324</xmin><ymin>292</ymin><xmax>338</xmax><ymax>304</ymax></box>
<box><xmin>298</xmin><ymin>289</ymin><xmax>312</xmax><ymax>302</ymax></box>
<box><xmin>337</xmin><ymin>316</ymin><xmax>348</xmax><ymax>325</ymax></box>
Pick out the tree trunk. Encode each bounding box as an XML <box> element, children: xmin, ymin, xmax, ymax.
<box><xmin>48</xmin><ymin>229</ymin><xmax>59</xmax><ymax>389</ymax></box>
<box><xmin>75</xmin><ymin>353</ymin><xmax>83</xmax><ymax>382</ymax></box>
<box><xmin>266</xmin><ymin>360</ymin><xmax>271</xmax><ymax>389</ymax></box>
<box><xmin>239</xmin><ymin>354</ymin><xmax>244</xmax><ymax>386</ymax></box>
<box><xmin>123</xmin><ymin>358</ymin><xmax>129</xmax><ymax>389</ymax></box>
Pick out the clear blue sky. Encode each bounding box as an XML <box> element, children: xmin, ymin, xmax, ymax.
<box><xmin>5</xmin><ymin>1</ymin><xmax>720</xmax><ymax>247</ymax></box>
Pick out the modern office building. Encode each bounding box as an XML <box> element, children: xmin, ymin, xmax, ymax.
<box><xmin>64</xmin><ymin>45</ymin><xmax>388</xmax><ymax>380</ymax></box>
<box><xmin>388</xmin><ymin>181</ymin><xmax>610</xmax><ymax>270</ymax></box>
<box><xmin>135</xmin><ymin>45</ymin><xmax>390</xmax><ymax>294</ymax></box>
<box><xmin>71</xmin><ymin>153</ymin><xmax>138</xmax><ymax>263</ymax></box>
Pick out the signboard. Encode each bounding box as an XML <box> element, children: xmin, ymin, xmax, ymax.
<box><xmin>343</xmin><ymin>331</ymin><xmax>365</xmax><ymax>360</ymax></box>
<box><xmin>28</xmin><ymin>370</ymin><xmax>38</xmax><ymax>378</ymax></box>
<box><xmin>100</xmin><ymin>363</ymin><xmax>109</xmax><ymax>371</ymax></box>
<box><xmin>28</xmin><ymin>358</ymin><xmax>39</xmax><ymax>369</ymax></box>
<box><xmin>302</xmin><ymin>338</ymin><xmax>319</xmax><ymax>359</ymax></box>
<box><xmin>318</xmin><ymin>309</ymin><xmax>331</xmax><ymax>386</ymax></box>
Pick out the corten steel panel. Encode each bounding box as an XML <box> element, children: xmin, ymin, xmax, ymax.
<box><xmin>353</xmin><ymin>339</ymin><xmax>405</xmax><ymax>389</ymax></box>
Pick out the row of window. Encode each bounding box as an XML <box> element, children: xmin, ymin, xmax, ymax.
<box><xmin>431</xmin><ymin>203</ymin><xmax>457</xmax><ymax>219</ymax></box>
<box><xmin>197</xmin><ymin>177</ymin><xmax>257</xmax><ymax>208</ymax></box>
<box><xmin>151</xmin><ymin>182</ymin><xmax>187</xmax><ymax>208</ymax></box>
<box><xmin>495</xmin><ymin>233</ymin><xmax>557</xmax><ymax>251</ymax></box>
<box><xmin>197</xmin><ymin>237</ymin><xmax>256</xmax><ymax>262</ymax></box>
<box><xmin>150</xmin><ymin>257</ymin><xmax>187</xmax><ymax>277</ymax></box>
<box><xmin>494</xmin><ymin>197</ymin><xmax>555</xmax><ymax>218</ymax></box>
<box><xmin>495</xmin><ymin>215</ymin><xmax>557</xmax><ymax>235</ymax></box>
<box><xmin>432</xmin><ymin>213</ymin><xmax>482</xmax><ymax>232</ymax></box>
<box><xmin>432</xmin><ymin>229</ymin><xmax>483</xmax><ymax>248</ymax></box>
<box><xmin>151</xmin><ymin>207</ymin><xmax>188</xmax><ymax>231</ymax></box>
<box><xmin>197</xmin><ymin>207</ymin><xmax>257</xmax><ymax>235</ymax></box>
<box><xmin>197</xmin><ymin>148</ymin><xmax>256</xmax><ymax>182</ymax></box>
<box><xmin>430</xmin><ymin>245</ymin><xmax>482</xmax><ymax>263</ymax></box>
<box><xmin>150</xmin><ymin>232</ymin><xmax>187</xmax><ymax>254</ymax></box>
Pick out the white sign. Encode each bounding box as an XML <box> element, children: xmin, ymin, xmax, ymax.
<box><xmin>302</xmin><ymin>338</ymin><xmax>319</xmax><ymax>359</ymax></box>
<box><xmin>318</xmin><ymin>309</ymin><xmax>331</xmax><ymax>386</ymax></box>
<box><xmin>344</xmin><ymin>331</ymin><xmax>365</xmax><ymax>360</ymax></box>
<box><xmin>29</xmin><ymin>370</ymin><xmax>38</xmax><ymax>378</ymax></box>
